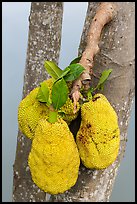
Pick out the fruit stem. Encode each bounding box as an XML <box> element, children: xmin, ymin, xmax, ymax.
<box><xmin>48</xmin><ymin>106</ymin><xmax>58</xmax><ymax>123</ymax></box>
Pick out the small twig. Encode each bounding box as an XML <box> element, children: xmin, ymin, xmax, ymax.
<box><xmin>71</xmin><ymin>2</ymin><xmax>116</xmax><ymax>112</ymax></box>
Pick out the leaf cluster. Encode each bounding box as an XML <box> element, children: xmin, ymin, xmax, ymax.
<box><xmin>36</xmin><ymin>55</ymin><xmax>112</xmax><ymax>111</ymax></box>
<box><xmin>37</xmin><ymin>59</ymin><xmax>85</xmax><ymax>110</ymax></box>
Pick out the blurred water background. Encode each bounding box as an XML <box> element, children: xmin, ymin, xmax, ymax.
<box><xmin>2</xmin><ymin>2</ymin><xmax>135</xmax><ymax>202</ymax></box>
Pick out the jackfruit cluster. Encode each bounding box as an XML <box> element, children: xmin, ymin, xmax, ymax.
<box><xmin>76</xmin><ymin>93</ymin><xmax>120</xmax><ymax>169</ymax></box>
<box><xmin>18</xmin><ymin>78</ymin><xmax>120</xmax><ymax>194</ymax></box>
<box><xmin>18</xmin><ymin>78</ymin><xmax>79</xmax><ymax>139</ymax></box>
<box><xmin>28</xmin><ymin>118</ymin><xmax>80</xmax><ymax>194</ymax></box>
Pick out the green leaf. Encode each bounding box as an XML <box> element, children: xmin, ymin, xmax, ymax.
<box><xmin>36</xmin><ymin>82</ymin><xmax>51</xmax><ymax>105</ymax></box>
<box><xmin>55</xmin><ymin>67</ymin><xmax>70</xmax><ymax>82</ymax></box>
<box><xmin>96</xmin><ymin>69</ymin><xmax>113</xmax><ymax>90</ymax></box>
<box><xmin>70</xmin><ymin>55</ymin><xmax>82</xmax><ymax>65</ymax></box>
<box><xmin>99</xmin><ymin>82</ymin><xmax>105</xmax><ymax>91</ymax></box>
<box><xmin>63</xmin><ymin>63</ymin><xmax>85</xmax><ymax>81</ymax></box>
<box><xmin>44</xmin><ymin>61</ymin><xmax>63</xmax><ymax>80</ymax></box>
<box><xmin>52</xmin><ymin>78</ymin><xmax>69</xmax><ymax>110</ymax></box>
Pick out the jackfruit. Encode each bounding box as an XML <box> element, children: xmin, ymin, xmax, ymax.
<box><xmin>76</xmin><ymin>93</ymin><xmax>120</xmax><ymax>169</ymax></box>
<box><xmin>28</xmin><ymin>118</ymin><xmax>80</xmax><ymax>194</ymax></box>
<box><xmin>18</xmin><ymin>78</ymin><xmax>80</xmax><ymax>139</ymax></box>
<box><xmin>18</xmin><ymin>78</ymin><xmax>53</xmax><ymax>139</ymax></box>
<box><xmin>59</xmin><ymin>97</ymin><xmax>80</xmax><ymax>124</ymax></box>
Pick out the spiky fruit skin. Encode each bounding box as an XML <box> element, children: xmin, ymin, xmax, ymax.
<box><xmin>76</xmin><ymin>94</ymin><xmax>120</xmax><ymax>169</ymax></box>
<box><xmin>18</xmin><ymin>78</ymin><xmax>53</xmax><ymax>139</ymax></box>
<box><xmin>28</xmin><ymin>118</ymin><xmax>80</xmax><ymax>194</ymax></box>
<box><xmin>59</xmin><ymin>98</ymin><xmax>80</xmax><ymax>124</ymax></box>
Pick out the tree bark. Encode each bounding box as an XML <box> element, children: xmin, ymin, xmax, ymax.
<box><xmin>12</xmin><ymin>2</ymin><xmax>63</xmax><ymax>202</ymax></box>
<box><xmin>12</xmin><ymin>2</ymin><xmax>135</xmax><ymax>202</ymax></box>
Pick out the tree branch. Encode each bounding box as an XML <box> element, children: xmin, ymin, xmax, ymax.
<box><xmin>71</xmin><ymin>2</ymin><xmax>116</xmax><ymax>111</ymax></box>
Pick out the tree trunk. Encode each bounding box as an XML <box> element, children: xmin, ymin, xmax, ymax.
<box><xmin>12</xmin><ymin>2</ymin><xmax>63</xmax><ymax>202</ymax></box>
<box><xmin>12</xmin><ymin>2</ymin><xmax>135</xmax><ymax>202</ymax></box>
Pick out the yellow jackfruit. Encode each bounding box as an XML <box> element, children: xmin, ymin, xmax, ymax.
<box><xmin>18</xmin><ymin>78</ymin><xmax>53</xmax><ymax>139</ymax></box>
<box><xmin>59</xmin><ymin>97</ymin><xmax>80</xmax><ymax>124</ymax></box>
<box><xmin>18</xmin><ymin>78</ymin><xmax>80</xmax><ymax>139</ymax></box>
<box><xmin>28</xmin><ymin>118</ymin><xmax>80</xmax><ymax>194</ymax></box>
<box><xmin>76</xmin><ymin>93</ymin><xmax>120</xmax><ymax>169</ymax></box>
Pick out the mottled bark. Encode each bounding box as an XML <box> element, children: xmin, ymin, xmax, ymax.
<box><xmin>12</xmin><ymin>2</ymin><xmax>135</xmax><ymax>202</ymax></box>
<box><xmin>12</xmin><ymin>2</ymin><xmax>63</xmax><ymax>202</ymax></box>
